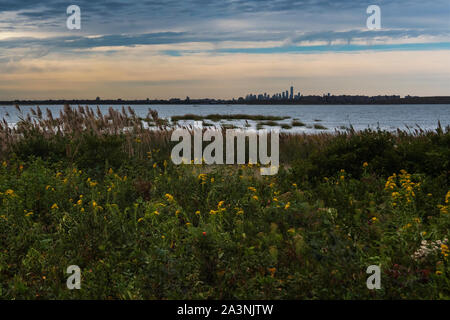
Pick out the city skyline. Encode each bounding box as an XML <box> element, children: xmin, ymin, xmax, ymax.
<box><xmin>0</xmin><ymin>1</ymin><xmax>450</xmax><ymax>100</ymax></box>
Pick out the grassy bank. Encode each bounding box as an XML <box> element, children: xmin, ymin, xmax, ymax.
<box><xmin>0</xmin><ymin>106</ymin><xmax>449</xmax><ymax>299</ymax></box>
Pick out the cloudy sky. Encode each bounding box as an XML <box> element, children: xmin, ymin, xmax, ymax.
<box><xmin>0</xmin><ymin>0</ymin><xmax>449</xmax><ymax>100</ymax></box>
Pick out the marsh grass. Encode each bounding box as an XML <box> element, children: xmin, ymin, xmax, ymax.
<box><xmin>291</xmin><ymin>120</ymin><xmax>306</xmax><ymax>127</ymax></box>
<box><xmin>0</xmin><ymin>105</ymin><xmax>449</xmax><ymax>299</ymax></box>
<box><xmin>171</xmin><ymin>113</ymin><xmax>290</xmax><ymax>122</ymax></box>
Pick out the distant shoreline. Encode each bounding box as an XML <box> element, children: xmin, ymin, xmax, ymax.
<box><xmin>1</xmin><ymin>96</ymin><xmax>450</xmax><ymax>106</ymax></box>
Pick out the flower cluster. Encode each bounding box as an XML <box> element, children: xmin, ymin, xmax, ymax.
<box><xmin>385</xmin><ymin>170</ymin><xmax>421</xmax><ymax>206</ymax></box>
<box><xmin>412</xmin><ymin>238</ymin><xmax>449</xmax><ymax>260</ymax></box>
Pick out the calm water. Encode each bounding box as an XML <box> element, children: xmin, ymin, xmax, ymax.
<box><xmin>1</xmin><ymin>104</ymin><xmax>449</xmax><ymax>133</ymax></box>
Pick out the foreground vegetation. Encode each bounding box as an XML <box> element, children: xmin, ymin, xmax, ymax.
<box><xmin>0</xmin><ymin>106</ymin><xmax>449</xmax><ymax>299</ymax></box>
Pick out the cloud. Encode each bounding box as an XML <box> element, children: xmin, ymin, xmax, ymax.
<box><xmin>0</xmin><ymin>0</ymin><xmax>449</xmax><ymax>99</ymax></box>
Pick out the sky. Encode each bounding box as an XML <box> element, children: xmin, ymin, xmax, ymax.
<box><xmin>0</xmin><ymin>0</ymin><xmax>449</xmax><ymax>100</ymax></box>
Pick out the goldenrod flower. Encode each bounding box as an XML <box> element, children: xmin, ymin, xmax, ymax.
<box><xmin>268</xmin><ymin>267</ymin><xmax>276</xmax><ymax>277</ymax></box>
<box><xmin>51</xmin><ymin>203</ymin><xmax>59</xmax><ymax>210</ymax></box>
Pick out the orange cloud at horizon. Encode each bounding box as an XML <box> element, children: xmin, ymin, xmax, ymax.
<box><xmin>1</xmin><ymin>47</ymin><xmax>450</xmax><ymax>100</ymax></box>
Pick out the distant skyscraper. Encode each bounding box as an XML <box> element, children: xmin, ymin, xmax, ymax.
<box><xmin>290</xmin><ymin>86</ymin><xmax>294</xmax><ymax>100</ymax></box>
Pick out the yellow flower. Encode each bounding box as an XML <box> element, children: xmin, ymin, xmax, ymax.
<box><xmin>340</xmin><ymin>175</ymin><xmax>345</xmax><ymax>181</ymax></box>
<box><xmin>217</xmin><ymin>201</ymin><xmax>225</xmax><ymax>208</ymax></box>
<box><xmin>273</xmin><ymin>197</ymin><xmax>278</xmax><ymax>202</ymax></box>
<box><xmin>210</xmin><ymin>209</ymin><xmax>217</xmax><ymax>215</ymax></box>
<box><xmin>371</xmin><ymin>217</ymin><xmax>377</xmax><ymax>222</ymax></box>
<box><xmin>292</xmin><ymin>183</ymin><xmax>297</xmax><ymax>188</ymax></box>
<box><xmin>284</xmin><ymin>202</ymin><xmax>290</xmax><ymax>210</ymax></box>
<box><xmin>363</xmin><ymin>162</ymin><xmax>369</xmax><ymax>168</ymax></box>
<box><xmin>92</xmin><ymin>201</ymin><xmax>97</xmax><ymax>208</ymax></box>
<box><xmin>287</xmin><ymin>228</ymin><xmax>295</xmax><ymax>234</ymax></box>
<box><xmin>51</xmin><ymin>203</ymin><xmax>59</xmax><ymax>210</ymax></box>
<box><xmin>138</xmin><ymin>218</ymin><xmax>144</xmax><ymax>223</ymax></box>
<box><xmin>195</xmin><ymin>210</ymin><xmax>200</xmax><ymax>215</ymax></box>
<box><xmin>421</xmin><ymin>231</ymin><xmax>427</xmax><ymax>236</ymax></box>
<box><xmin>252</xmin><ymin>195</ymin><xmax>259</xmax><ymax>201</ymax></box>
<box><xmin>435</xmin><ymin>271</ymin><xmax>442</xmax><ymax>275</ymax></box>
<box><xmin>153</xmin><ymin>210</ymin><xmax>160</xmax><ymax>215</ymax></box>
<box><xmin>165</xmin><ymin>193</ymin><xmax>174</xmax><ymax>202</ymax></box>
<box><xmin>153</xmin><ymin>163</ymin><xmax>157</xmax><ymax>168</ymax></box>
<box><xmin>268</xmin><ymin>267</ymin><xmax>276</xmax><ymax>277</ymax></box>
<box><xmin>5</xmin><ymin>189</ymin><xmax>14</xmax><ymax>196</ymax></box>
<box><xmin>248</xmin><ymin>187</ymin><xmax>257</xmax><ymax>192</ymax></box>
<box><xmin>210</xmin><ymin>177</ymin><xmax>214</xmax><ymax>183</ymax></box>
<box><xmin>175</xmin><ymin>210</ymin><xmax>180</xmax><ymax>215</ymax></box>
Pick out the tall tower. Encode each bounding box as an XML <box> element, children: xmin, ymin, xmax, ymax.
<box><xmin>290</xmin><ymin>86</ymin><xmax>294</xmax><ymax>100</ymax></box>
